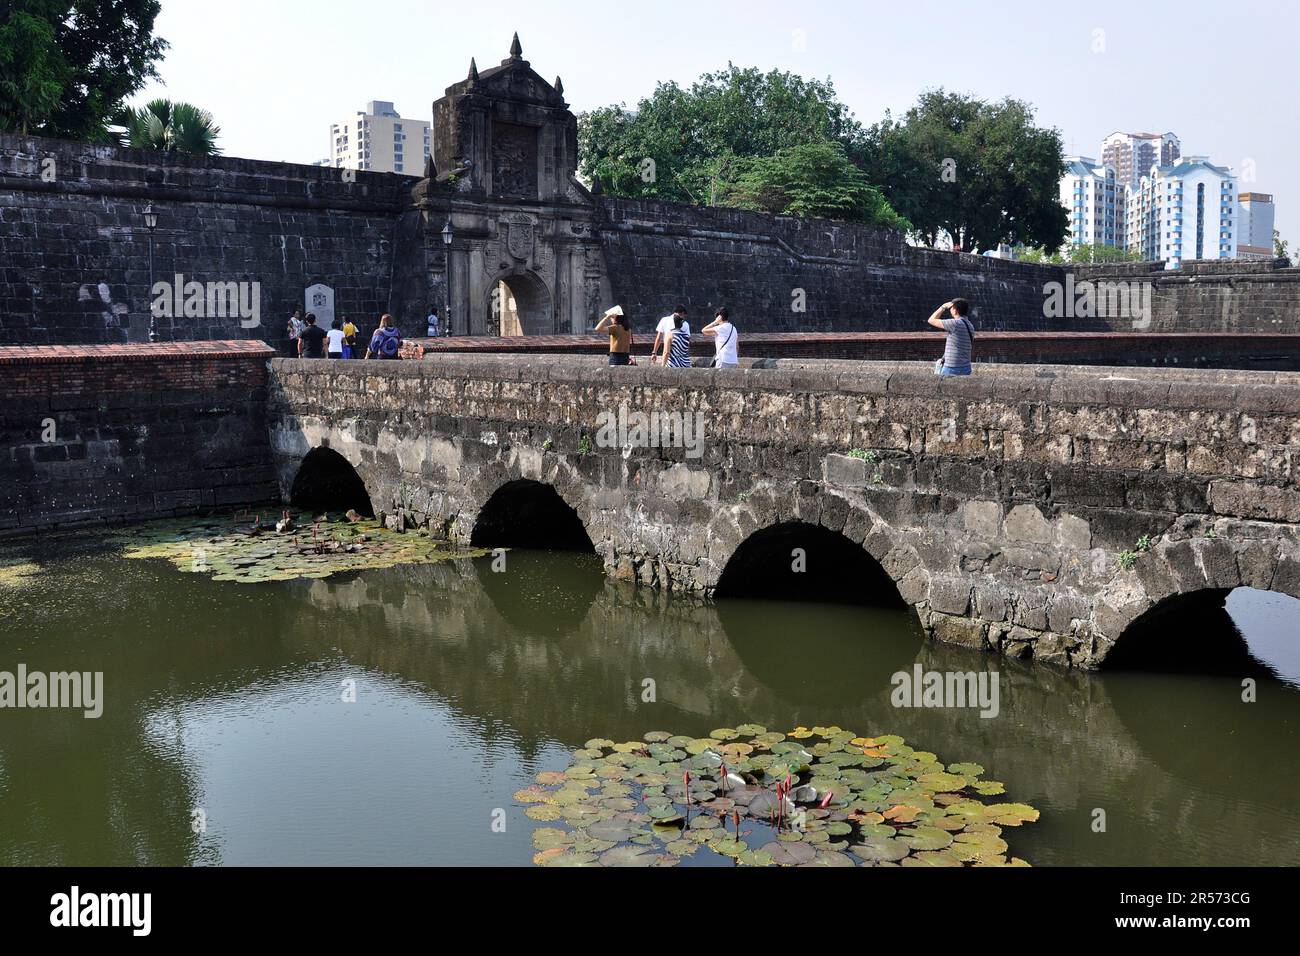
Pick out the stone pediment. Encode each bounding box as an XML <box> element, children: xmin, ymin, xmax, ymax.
<box><xmin>441</xmin><ymin>34</ymin><xmax>566</xmax><ymax>109</ymax></box>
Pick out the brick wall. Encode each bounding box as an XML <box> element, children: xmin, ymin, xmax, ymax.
<box><xmin>0</xmin><ymin>341</ymin><xmax>278</xmax><ymax>535</ymax></box>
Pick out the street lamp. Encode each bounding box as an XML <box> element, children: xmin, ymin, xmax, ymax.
<box><xmin>441</xmin><ymin>220</ymin><xmax>453</xmax><ymax>336</ymax></box>
<box><xmin>142</xmin><ymin>203</ymin><xmax>159</xmax><ymax>342</ymax></box>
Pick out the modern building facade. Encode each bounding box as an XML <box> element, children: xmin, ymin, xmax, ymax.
<box><xmin>1060</xmin><ymin>156</ymin><xmax>1124</xmax><ymax>249</ymax></box>
<box><xmin>329</xmin><ymin>101</ymin><xmax>431</xmax><ymax>175</ymax></box>
<box><xmin>1102</xmin><ymin>131</ymin><xmax>1181</xmax><ymax>190</ymax></box>
<box><xmin>1237</xmin><ymin>192</ymin><xmax>1275</xmax><ymax>259</ymax></box>
<box><xmin>1125</xmin><ymin>156</ymin><xmax>1237</xmax><ymax>267</ymax></box>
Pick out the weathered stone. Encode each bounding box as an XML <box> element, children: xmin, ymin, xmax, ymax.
<box><xmin>1004</xmin><ymin>503</ymin><xmax>1053</xmax><ymax>544</ymax></box>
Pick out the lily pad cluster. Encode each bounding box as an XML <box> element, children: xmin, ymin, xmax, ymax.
<box><xmin>113</xmin><ymin>513</ymin><xmax>488</xmax><ymax>583</ymax></box>
<box><xmin>517</xmin><ymin>725</ymin><xmax>1037</xmax><ymax>867</ymax></box>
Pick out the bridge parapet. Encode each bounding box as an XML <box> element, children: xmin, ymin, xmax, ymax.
<box><xmin>268</xmin><ymin>356</ymin><xmax>1300</xmax><ymax>668</ymax></box>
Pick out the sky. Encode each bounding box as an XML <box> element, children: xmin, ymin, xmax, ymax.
<box><xmin>132</xmin><ymin>0</ymin><xmax>1299</xmax><ymax>245</ymax></box>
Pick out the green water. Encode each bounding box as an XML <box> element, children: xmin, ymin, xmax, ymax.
<box><xmin>1</xmin><ymin>535</ymin><xmax>1298</xmax><ymax>866</ymax></box>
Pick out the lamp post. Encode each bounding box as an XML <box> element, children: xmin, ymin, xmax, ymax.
<box><xmin>142</xmin><ymin>203</ymin><xmax>159</xmax><ymax>342</ymax></box>
<box><xmin>441</xmin><ymin>220</ymin><xmax>453</xmax><ymax>336</ymax></box>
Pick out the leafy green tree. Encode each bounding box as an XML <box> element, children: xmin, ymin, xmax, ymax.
<box><xmin>860</xmin><ymin>90</ymin><xmax>1068</xmax><ymax>253</ymax></box>
<box><xmin>578</xmin><ymin>64</ymin><xmax>868</xmax><ymax>205</ymax></box>
<box><xmin>126</xmin><ymin>99</ymin><xmax>221</xmax><ymax>154</ymax></box>
<box><xmin>0</xmin><ymin>0</ymin><xmax>167</xmax><ymax>140</ymax></box>
<box><xmin>718</xmin><ymin>141</ymin><xmax>909</xmax><ymax>229</ymax></box>
<box><xmin>1275</xmin><ymin>229</ymin><xmax>1290</xmax><ymax>264</ymax></box>
<box><xmin>1065</xmin><ymin>242</ymin><xmax>1142</xmax><ymax>264</ymax></box>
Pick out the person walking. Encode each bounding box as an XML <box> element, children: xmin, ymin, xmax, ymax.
<box><xmin>366</xmin><ymin>314</ymin><xmax>403</xmax><ymax>359</ymax></box>
<box><xmin>426</xmin><ymin>307</ymin><xmax>441</xmax><ymax>338</ymax></box>
<box><xmin>326</xmin><ymin>317</ymin><xmax>347</xmax><ymax>359</ymax></box>
<box><xmin>286</xmin><ymin>309</ymin><xmax>305</xmax><ymax>357</ymax></box>
<box><xmin>702</xmin><ymin>308</ymin><xmax>739</xmax><ymax>368</ymax></box>
<box><xmin>595</xmin><ymin>305</ymin><xmax>634</xmax><ymax>366</ymax></box>
<box><xmin>926</xmin><ymin>298</ymin><xmax>975</xmax><ymax>377</ymax></box>
<box><xmin>653</xmin><ymin>305</ymin><xmax>687</xmax><ymax>365</ymax></box>
<box><xmin>297</xmin><ymin>313</ymin><xmax>327</xmax><ymax>358</ymax></box>
<box><xmin>665</xmin><ymin>312</ymin><xmax>692</xmax><ymax>368</ymax></box>
<box><xmin>341</xmin><ymin>315</ymin><xmax>358</xmax><ymax>359</ymax></box>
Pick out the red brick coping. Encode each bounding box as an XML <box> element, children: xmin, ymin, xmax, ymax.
<box><xmin>0</xmin><ymin>340</ymin><xmax>276</xmax><ymax>365</ymax></box>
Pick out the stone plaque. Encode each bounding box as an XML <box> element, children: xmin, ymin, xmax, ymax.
<box><xmin>491</xmin><ymin>121</ymin><xmax>538</xmax><ymax>199</ymax></box>
<box><xmin>506</xmin><ymin>216</ymin><xmax>534</xmax><ymax>261</ymax></box>
<box><xmin>305</xmin><ymin>283</ymin><xmax>335</xmax><ymax>329</ymax></box>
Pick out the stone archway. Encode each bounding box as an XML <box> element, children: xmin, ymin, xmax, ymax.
<box><xmin>490</xmin><ymin>270</ymin><xmax>553</xmax><ymax>336</ymax></box>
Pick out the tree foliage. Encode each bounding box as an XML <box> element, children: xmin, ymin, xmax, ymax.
<box><xmin>127</xmin><ymin>99</ymin><xmax>221</xmax><ymax>154</ymax></box>
<box><xmin>859</xmin><ymin>90</ymin><xmax>1068</xmax><ymax>253</ymax></box>
<box><xmin>577</xmin><ymin>64</ymin><xmax>869</xmax><ymax>206</ymax></box>
<box><xmin>0</xmin><ymin>0</ymin><xmax>167</xmax><ymax>140</ymax></box>
<box><xmin>718</xmin><ymin>141</ymin><xmax>909</xmax><ymax>229</ymax></box>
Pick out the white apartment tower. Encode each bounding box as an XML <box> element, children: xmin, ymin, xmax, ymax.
<box><xmin>1237</xmin><ymin>192</ymin><xmax>1275</xmax><ymax>259</ymax></box>
<box><xmin>1060</xmin><ymin>156</ymin><xmax>1124</xmax><ymax>249</ymax></box>
<box><xmin>1102</xmin><ymin>131</ymin><xmax>1181</xmax><ymax>190</ymax></box>
<box><xmin>1125</xmin><ymin>157</ymin><xmax>1237</xmax><ymax>267</ymax></box>
<box><xmin>329</xmin><ymin>101</ymin><xmax>431</xmax><ymax>175</ymax></box>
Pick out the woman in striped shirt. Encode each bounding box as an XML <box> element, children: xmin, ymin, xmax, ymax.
<box><xmin>665</xmin><ymin>313</ymin><xmax>691</xmax><ymax>368</ymax></box>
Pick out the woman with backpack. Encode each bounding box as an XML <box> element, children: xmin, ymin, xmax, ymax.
<box><xmin>926</xmin><ymin>298</ymin><xmax>975</xmax><ymax>376</ymax></box>
<box><xmin>365</xmin><ymin>314</ymin><xmax>403</xmax><ymax>360</ymax></box>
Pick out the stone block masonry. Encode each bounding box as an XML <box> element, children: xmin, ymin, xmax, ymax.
<box><xmin>0</xmin><ymin>341</ymin><xmax>279</xmax><ymax>535</ymax></box>
<box><xmin>267</xmin><ymin>355</ymin><xmax>1300</xmax><ymax>669</ymax></box>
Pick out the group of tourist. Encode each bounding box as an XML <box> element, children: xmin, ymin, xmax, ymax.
<box><xmin>286</xmin><ymin>311</ymin><xmax>403</xmax><ymax>360</ymax></box>
<box><xmin>594</xmin><ymin>304</ymin><xmax>740</xmax><ymax>369</ymax></box>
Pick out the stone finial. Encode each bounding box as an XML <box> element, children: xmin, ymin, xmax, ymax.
<box><xmin>467</xmin><ymin>57</ymin><xmax>479</xmax><ymax>82</ymax></box>
<box><xmin>424</xmin><ymin>154</ymin><xmax>436</xmax><ymax>180</ymax></box>
<box><xmin>509</xmin><ymin>32</ymin><xmax>522</xmax><ymax>58</ymax></box>
<box><xmin>554</xmin><ymin>75</ymin><xmax>564</xmax><ymax>97</ymax></box>
<box><xmin>590</xmin><ymin>175</ymin><xmax>603</xmax><ymax>196</ymax></box>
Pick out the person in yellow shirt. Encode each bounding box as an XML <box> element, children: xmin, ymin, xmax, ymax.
<box><xmin>341</xmin><ymin>316</ymin><xmax>359</xmax><ymax>359</ymax></box>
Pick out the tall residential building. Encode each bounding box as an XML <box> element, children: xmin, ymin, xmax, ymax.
<box><xmin>1237</xmin><ymin>192</ymin><xmax>1275</xmax><ymax>259</ymax></box>
<box><xmin>1125</xmin><ymin>156</ymin><xmax>1237</xmax><ymax>267</ymax></box>
<box><xmin>329</xmin><ymin>101</ymin><xmax>430</xmax><ymax>175</ymax></box>
<box><xmin>1102</xmin><ymin>131</ymin><xmax>1181</xmax><ymax>190</ymax></box>
<box><xmin>1060</xmin><ymin>156</ymin><xmax>1124</xmax><ymax>249</ymax></box>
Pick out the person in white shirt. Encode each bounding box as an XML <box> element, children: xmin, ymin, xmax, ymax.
<box><xmin>426</xmin><ymin>308</ymin><xmax>440</xmax><ymax>337</ymax></box>
<box><xmin>325</xmin><ymin>318</ymin><xmax>347</xmax><ymax>358</ymax></box>
<box><xmin>702</xmin><ymin>308</ymin><xmax>739</xmax><ymax>367</ymax></box>
<box><xmin>653</xmin><ymin>304</ymin><xmax>688</xmax><ymax>365</ymax></box>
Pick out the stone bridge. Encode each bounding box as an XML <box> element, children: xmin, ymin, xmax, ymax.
<box><xmin>267</xmin><ymin>356</ymin><xmax>1300</xmax><ymax>670</ymax></box>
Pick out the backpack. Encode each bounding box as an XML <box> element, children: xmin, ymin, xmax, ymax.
<box><xmin>373</xmin><ymin>327</ymin><xmax>402</xmax><ymax>358</ymax></box>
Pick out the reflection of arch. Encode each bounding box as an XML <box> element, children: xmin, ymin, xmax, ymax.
<box><xmin>716</xmin><ymin>521</ymin><xmax>907</xmax><ymax>607</ymax></box>
<box><xmin>289</xmin><ymin>447</ymin><xmax>374</xmax><ymax>517</ymax></box>
<box><xmin>474</xmin><ymin>549</ymin><xmax>605</xmax><ymax>636</ymax></box>
<box><xmin>470</xmin><ymin>479</ymin><xmax>594</xmax><ymax>552</ymax></box>
<box><xmin>490</xmin><ymin>270</ymin><xmax>552</xmax><ymax>336</ymax></box>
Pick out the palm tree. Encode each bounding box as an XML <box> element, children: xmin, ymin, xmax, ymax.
<box><xmin>126</xmin><ymin>99</ymin><xmax>221</xmax><ymax>155</ymax></box>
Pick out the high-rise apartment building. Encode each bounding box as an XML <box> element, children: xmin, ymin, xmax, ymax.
<box><xmin>1060</xmin><ymin>156</ymin><xmax>1124</xmax><ymax>249</ymax></box>
<box><xmin>1102</xmin><ymin>132</ymin><xmax>1181</xmax><ymax>190</ymax></box>
<box><xmin>1125</xmin><ymin>156</ymin><xmax>1236</xmax><ymax>267</ymax></box>
<box><xmin>1237</xmin><ymin>192</ymin><xmax>1275</xmax><ymax>259</ymax></box>
<box><xmin>329</xmin><ymin>101</ymin><xmax>431</xmax><ymax>175</ymax></box>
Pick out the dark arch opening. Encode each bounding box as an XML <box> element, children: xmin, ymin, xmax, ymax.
<box><xmin>491</xmin><ymin>272</ymin><xmax>553</xmax><ymax>336</ymax></box>
<box><xmin>715</xmin><ymin>521</ymin><xmax>907</xmax><ymax>608</ymax></box>
<box><xmin>289</xmin><ymin>447</ymin><xmax>374</xmax><ymax>517</ymax></box>
<box><xmin>1103</xmin><ymin>586</ymin><xmax>1288</xmax><ymax>678</ymax></box>
<box><xmin>470</xmin><ymin>479</ymin><xmax>594</xmax><ymax>552</ymax></box>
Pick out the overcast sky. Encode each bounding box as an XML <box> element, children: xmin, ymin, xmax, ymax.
<box><xmin>133</xmin><ymin>0</ymin><xmax>1298</xmax><ymax>244</ymax></box>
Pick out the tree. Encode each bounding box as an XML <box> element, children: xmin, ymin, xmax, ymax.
<box><xmin>578</xmin><ymin>64</ymin><xmax>868</xmax><ymax>205</ymax></box>
<box><xmin>0</xmin><ymin>0</ymin><xmax>167</xmax><ymax>140</ymax></box>
<box><xmin>859</xmin><ymin>90</ymin><xmax>1068</xmax><ymax>253</ymax></box>
<box><xmin>1065</xmin><ymin>243</ymin><xmax>1142</xmax><ymax>264</ymax></box>
<box><xmin>1275</xmin><ymin>229</ymin><xmax>1291</xmax><ymax>264</ymax></box>
<box><xmin>126</xmin><ymin>99</ymin><xmax>221</xmax><ymax>154</ymax></box>
<box><xmin>718</xmin><ymin>141</ymin><xmax>909</xmax><ymax>229</ymax></box>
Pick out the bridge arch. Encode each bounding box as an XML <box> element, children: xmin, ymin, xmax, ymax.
<box><xmin>289</xmin><ymin>446</ymin><xmax>375</xmax><ymax>517</ymax></box>
<box><xmin>470</xmin><ymin>478</ymin><xmax>595</xmax><ymax>552</ymax></box>
<box><xmin>715</xmin><ymin>520</ymin><xmax>909</xmax><ymax>608</ymax></box>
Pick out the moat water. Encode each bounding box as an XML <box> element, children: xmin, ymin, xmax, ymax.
<box><xmin>2</xmin><ymin>535</ymin><xmax>1298</xmax><ymax>866</ymax></box>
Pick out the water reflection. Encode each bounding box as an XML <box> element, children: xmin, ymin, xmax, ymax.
<box><xmin>1</xmin><ymin>541</ymin><xmax>1298</xmax><ymax>866</ymax></box>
